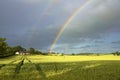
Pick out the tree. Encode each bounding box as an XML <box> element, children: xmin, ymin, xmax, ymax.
<box><xmin>112</xmin><ymin>52</ymin><xmax>116</xmax><ymax>56</ymax></box>
<box><xmin>12</xmin><ymin>46</ymin><xmax>26</xmax><ymax>53</ymax></box>
<box><xmin>72</xmin><ymin>53</ymin><xmax>75</xmax><ymax>56</ymax></box>
<box><xmin>0</xmin><ymin>38</ymin><xmax>7</xmax><ymax>56</ymax></box>
<box><xmin>0</xmin><ymin>38</ymin><xmax>15</xmax><ymax>57</ymax></box>
<box><xmin>35</xmin><ymin>50</ymin><xmax>42</xmax><ymax>54</ymax></box>
<box><xmin>29</xmin><ymin>47</ymin><xmax>35</xmax><ymax>54</ymax></box>
<box><xmin>112</xmin><ymin>51</ymin><xmax>120</xmax><ymax>56</ymax></box>
<box><xmin>5</xmin><ymin>46</ymin><xmax>15</xmax><ymax>56</ymax></box>
<box><xmin>116</xmin><ymin>51</ymin><xmax>120</xmax><ymax>56</ymax></box>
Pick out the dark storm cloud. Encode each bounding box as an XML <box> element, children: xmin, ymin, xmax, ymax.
<box><xmin>55</xmin><ymin>0</ymin><xmax>120</xmax><ymax>48</ymax></box>
<box><xmin>0</xmin><ymin>0</ymin><xmax>58</xmax><ymax>50</ymax></box>
<box><xmin>112</xmin><ymin>40</ymin><xmax>120</xmax><ymax>44</ymax></box>
<box><xmin>0</xmin><ymin>0</ymin><xmax>120</xmax><ymax>53</ymax></box>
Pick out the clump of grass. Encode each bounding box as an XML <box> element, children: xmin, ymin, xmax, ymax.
<box><xmin>35</xmin><ymin>63</ymin><xmax>48</xmax><ymax>80</ymax></box>
<box><xmin>53</xmin><ymin>62</ymin><xmax>58</xmax><ymax>73</ymax></box>
<box><xmin>15</xmin><ymin>59</ymin><xmax>24</xmax><ymax>74</ymax></box>
<box><xmin>24</xmin><ymin>57</ymin><xmax>32</xmax><ymax>63</ymax></box>
<box><xmin>0</xmin><ymin>56</ymin><xmax>23</xmax><ymax>70</ymax></box>
<box><xmin>0</xmin><ymin>64</ymin><xmax>5</xmax><ymax>69</ymax></box>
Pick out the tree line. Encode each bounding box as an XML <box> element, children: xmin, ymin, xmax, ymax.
<box><xmin>112</xmin><ymin>51</ymin><xmax>120</xmax><ymax>56</ymax></box>
<box><xmin>0</xmin><ymin>38</ymin><xmax>44</xmax><ymax>58</ymax></box>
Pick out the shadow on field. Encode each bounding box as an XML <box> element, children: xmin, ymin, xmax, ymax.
<box><xmin>48</xmin><ymin>61</ymin><xmax>120</xmax><ymax>80</ymax></box>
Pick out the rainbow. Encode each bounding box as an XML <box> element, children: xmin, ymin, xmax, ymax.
<box><xmin>49</xmin><ymin>0</ymin><xmax>92</xmax><ymax>53</ymax></box>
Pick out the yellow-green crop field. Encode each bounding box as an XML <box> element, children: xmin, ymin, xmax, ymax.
<box><xmin>0</xmin><ymin>55</ymin><xmax>120</xmax><ymax>80</ymax></box>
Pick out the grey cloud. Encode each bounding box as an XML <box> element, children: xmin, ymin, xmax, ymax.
<box><xmin>93</xmin><ymin>40</ymin><xmax>104</xmax><ymax>44</ymax></box>
<box><xmin>56</xmin><ymin>0</ymin><xmax>120</xmax><ymax>44</ymax></box>
<box><xmin>0</xmin><ymin>0</ymin><xmax>120</xmax><ymax>53</ymax></box>
<box><xmin>112</xmin><ymin>40</ymin><xmax>120</xmax><ymax>44</ymax></box>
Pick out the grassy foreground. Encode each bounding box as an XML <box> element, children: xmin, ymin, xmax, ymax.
<box><xmin>0</xmin><ymin>55</ymin><xmax>120</xmax><ymax>80</ymax></box>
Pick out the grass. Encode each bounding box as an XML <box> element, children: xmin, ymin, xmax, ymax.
<box><xmin>0</xmin><ymin>55</ymin><xmax>120</xmax><ymax>80</ymax></box>
<box><xmin>27</xmin><ymin>55</ymin><xmax>120</xmax><ymax>63</ymax></box>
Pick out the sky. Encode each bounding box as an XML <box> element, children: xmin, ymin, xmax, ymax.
<box><xmin>0</xmin><ymin>0</ymin><xmax>120</xmax><ymax>53</ymax></box>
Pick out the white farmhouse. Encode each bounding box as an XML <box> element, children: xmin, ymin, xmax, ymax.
<box><xmin>15</xmin><ymin>52</ymin><xmax>19</xmax><ymax>55</ymax></box>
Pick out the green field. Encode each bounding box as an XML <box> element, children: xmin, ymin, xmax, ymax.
<box><xmin>0</xmin><ymin>55</ymin><xmax>120</xmax><ymax>80</ymax></box>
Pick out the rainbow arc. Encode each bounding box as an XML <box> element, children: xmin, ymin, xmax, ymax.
<box><xmin>49</xmin><ymin>0</ymin><xmax>92</xmax><ymax>53</ymax></box>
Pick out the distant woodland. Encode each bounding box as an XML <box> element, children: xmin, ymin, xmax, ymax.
<box><xmin>0</xmin><ymin>38</ymin><xmax>120</xmax><ymax>58</ymax></box>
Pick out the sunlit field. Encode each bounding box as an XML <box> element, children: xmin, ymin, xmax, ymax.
<box><xmin>0</xmin><ymin>55</ymin><xmax>120</xmax><ymax>80</ymax></box>
<box><xmin>27</xmin><ymin>55</ymin><xmax>120</xmax><ymax>62</ymax></box>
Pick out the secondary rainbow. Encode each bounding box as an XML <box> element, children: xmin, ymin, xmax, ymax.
<box><xmin>28</xmin><ymin>0</ymin><xmax>57</xmax><ymax>45</ymax></box>
<box><xmin>49</xmin><ymin>0</ymin><xmax>92</xmax><ymax>53</ymax></box>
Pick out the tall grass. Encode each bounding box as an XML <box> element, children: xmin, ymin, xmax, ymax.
<box><xmin>15</xmin><ymin>59</ymin><xmax>24</xmax><ymax>74</ymax></box>
<box><xmin>0</xmin><ymin>55</ymin><xmax>120</xmax><ymax>80</ymax></box>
